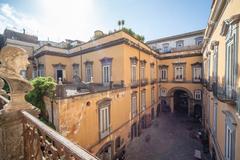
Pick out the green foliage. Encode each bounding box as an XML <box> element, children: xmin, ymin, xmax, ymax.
<box><xmin>122</xmin><ymin>27</ymin><xmax>145</xmax><ymax>42</ymax></box>
<box><xmin>25</xmin><ymin>77</ymin><xmax>56</xmax><ymax>117</ymax></box>
<box><xmin>2</xmin><ymin>79</ymin><xmax>10</xmax><ymax>93</ymax></box>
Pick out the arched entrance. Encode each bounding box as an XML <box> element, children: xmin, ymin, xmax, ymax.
<box><xmin>174</xmin><ymin>90</ymin><xmax>189</xmax><ymax>115</ymax></box>
<box><xmin>97</xmin><ymin>142</ymin><xmax>113</xmax><ymax>160</ymax></box>
<box><xmin>167</xmin><ymin>87</ymin><xmax>193</xmax><ymax>115</ymax></box>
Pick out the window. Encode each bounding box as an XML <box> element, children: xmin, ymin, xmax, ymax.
<box><xmin>174</xmin><ymin>65</ymin><xmax>184</xmax><ymax>81</ymax></box>
<box><xmin>194</xmin><ymin>90</ymin><xmax>201</xmax><ymax>100</ymax></box>
<box><xmin>150</xmin><ymin>63</ymin><xmax>154</xmax><ymax>81</ymax></box>
<box><xmin>99</xmin><ymin>101</ymin><xmax>111</xmax><ymax>139</ymax></box>
<box><xmin>38</xmin><ymin>64</ymin><xmax>45</xmax><ymax>77</ymax></box>
<box><xmin>131</xmin><ymin>64</ymin><xmax>137</xmax><ymax>83</ymax></box>
<box><xmin>162</xmin><ymin>43</ymin><xmax>169</xmax><ymax>53</ymax></box>
<box><xmin>225</xmin><ymin>24</ymin><xmax>238</xmax><ymax>98</ymax></box>
<box><xmin>207</xmin><ymin>53</ymin><xmax>211</xmax><ymax>82</ymax></box>
<box><xmin>85</xmin><ymin>62</ymin><xmax>93</xmax><ymax>82</ymax></box>
<box><xmin>115</xmin><ymin>137</ymin><xmax>121</xmax><ymax>150</ymax></box>
<box><xmin>160</xmin><ymin>68</ymin><xmax>167</xmax><ymax>81</ymax></box>
<box><xmin>103</xmin><ymin>65</ymin><xmax>111</xmax><ymax>85</ymax></box>
<box><xmin>213</xmin><ymin>97</ymin><xmax>218</xmax><ymax>136</ymax></box>
<box><xmin>141</xmin><ymin>90</ymin><xmax>146</xmax><ymax>111</ymax></box>
<box><xmin>195</xmin><ymin>37</ymin><xmax>203</xmax><ymax>46</ymax></box>
<box><xmin>176</xmin><ymin>40</ymin><xmax>184</xmax><ymax>48</ymax></box>
<box><xmin>100</xmin><ymin>57</ymin><xmax>112</xmax><ymax>86</ymax></box>
<box><xmin>151</xmin><ymin>87</ymin><xmax>155</xmax><ymax>105</ymax></box>
<box><xmin>212</xmin><ymin>43</ymin><xmax>219</xmax><ymax>82</ymax></box>
<box><xmin>72</xmin><ymin>64</ymin><xmax>80</xmax><ymax>76</ymax></box>
<box><xmin>224</xmin><ymin>112</ymin><xmax>236</xmax><ymax>160</ymax></box>
<box><xmin>160</xmin><ymin>88</ymin><xmax>167</xmax><ymax>97</ymax></box>
<box><xmin>131</xmin><ymin>93</ymin><xmax>137</xmax><ymax>117</ymax></box>
<box><xmin>130</xmin><ymin>57</ymin><xmax>138</xmax><ymax>83</ymax></box>
<box><xmin>193</xmin><ymin>67</ymin><xmax>202</xmax><ymax>82</ymax></box>
<box><xmin>140</xmin><ymin>61</ymin><xmax>146</xmax><ymax>79</ymax></box>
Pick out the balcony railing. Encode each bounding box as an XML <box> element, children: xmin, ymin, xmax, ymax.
<box><xmin>22</xmin><ymin>110</ymin><xmax>99</xmax><ymax>160</ymax></box>
<box><xmin>158</xmin><ymin>78</ymin><xmax>167</xmax><ymax>83</ymax></box>
<box><xmin>150</xmin><ymin>79</ymin><xmax>157</xmax><ymax>84</ymax></box>
<box><xmin>131</xmin><ymin>80</ymin><xmax>139</xmax><ymax>88</ymax></box>
<box><xmin>56</xmin><ymin>81</ymin><xmax>125</xmax><ymax>98</ymax></box>
<box><xmin>140</xmin><ymin>78</ymin><xmax>148</xmax><ymax>86</ymax></box>
<box><xmin>212</xmin><ymin>82</ymin><xmax>237</xmax><ymax>104</ymax></box>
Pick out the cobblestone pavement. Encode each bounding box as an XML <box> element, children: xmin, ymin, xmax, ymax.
<box><xmin>125</xmin><ymin>112</ymin><xmax>204</xmax><ymax>160</ymax></box>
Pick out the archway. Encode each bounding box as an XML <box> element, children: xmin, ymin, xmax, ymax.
<box><xmin>97</xmin><ymin>141</ymin><xmax>113</xmax><ymax>160</ymax></box>
<box><xmin>194</xmin><ymin>104</ymin><xmax>202</xmax><ymax>119</ymax></box>
<box><xmin>167</xmin><ymin>87</ymin><xmax>193</xmax><ymax>115</ymax></box>
<box><xmin>174</xmin><ymin>90</ymin><xmax>189</xmax><ymax>115</ymax></box>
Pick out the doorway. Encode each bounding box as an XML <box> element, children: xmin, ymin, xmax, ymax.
<box><xmin>174</xmin><ymin>90</ymin><xmax>189</xmax><ymax>115</ymax></box>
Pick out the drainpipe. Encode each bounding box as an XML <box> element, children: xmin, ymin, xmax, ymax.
<box><xmin>138</xmin><ymin>43</ymin><xmax>141</xmax><ymax>136</ymax></box>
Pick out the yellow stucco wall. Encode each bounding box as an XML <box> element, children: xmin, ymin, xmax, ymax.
<box><xmin>203</xmin><ymin>0</ymin><xmax>240</xmax><ymax>159</ymax></box>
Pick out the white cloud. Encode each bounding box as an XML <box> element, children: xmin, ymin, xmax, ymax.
<box><xmin>0</xmin><ymin>1</ymin><xmax>105</xmax><ymax>42</ymax></box>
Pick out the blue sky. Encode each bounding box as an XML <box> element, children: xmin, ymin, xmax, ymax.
<box><xmin>0</xmin><ymin>0</ymin><xmax>211</xmax><ymax>42</ymax></box>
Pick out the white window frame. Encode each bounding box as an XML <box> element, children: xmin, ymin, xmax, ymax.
<box><xmin>213</xmin><ymin>45</ymin><xmax>218</xmax><ymax>82</ymax></box>
<box><xmin>131</xmin><ymin>64</ymin><xmax>137</xmax><ymax>83</ymax></box>
<box><xmin>38</xmin><ymin>64</ymin><xmax>45</xmax><ymax>77</ymax></box>
<box><xmin>72</xmin><ymin>64</ymin><xmax>80</xmax><ymax>76</ymax></box>
<box><xmin>99</xmin><ymin>105</ymin><xmax>110</xmax><ymax>139</ymax></box>
<box><xmin>103</xmin><ymin>64</ymin><xmax>111</xmax><ymax>85</ymax></box>
<box><xmin>193</xmin><ymin>67</ymin><xmax>202</xmax><ymax>82</ymax></box>
<box><xmin>213</xmin><ymin>97</ymin><xmax>218</xmax><ymax>136</ymax></box>
<box><xmin>160</xmin><ymin>88</ymin><xmax>167</xmax><ymax>97</ymax></box>
<box><xmin>141</xmin><ymin>90</ymin><xmax>146</xmax><ymax>111</ymax></box>
<box><xmin>140</xmin><ymin>64</ymin><xmax>145</xmax><ymax>79</ymax></box>
<box><xmin>131</xmin><ymin>94</ymin><xmax>137</xmax><ymax>117</ymax></box>
<box><xmin>160</xmin><ymin>68</ymin><xmax>167</xmax><ymax>81</ymax></box>
<box><xmin>194</xmin><ymin>90</ymin><xmax>201</xmax><ymax>100</ymax></box>
<box><xmin>150</xmin><ymin>64</ymin><xmax>154</xmax><ymax>81</ymax></box>
<box><xmin>86</xmin><ymin>64</ymin><xmax>93</xmax><ymax>82</ymax></box>
<box><xmin>176</xmin><ymin>40</ymin><xmax>184</xmax><ymax>48</ymax></box>
<box><xmin>175</xmin><ymin>65</ymin><xmax>184</xmax><ymax>81</ymax></box>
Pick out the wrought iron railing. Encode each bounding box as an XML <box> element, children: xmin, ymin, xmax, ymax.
<box><xmin>140</xmin><ymin>78</ymin><xmax>148</xmax><ymax>86</ymax></box>
<box><xmin>150</xmin><ymin>79</ymin><xmax>157</xmax><ymax>84</ymax></box>
<box><xmin>130</xmin><ymin>80</ymin><xmax>139</xmax><ymax>88</ymax></box>
<box><xmin>22</xmin><ymin>110</ymin><xmax>99</xmax><ymax>160</ymax></box>
<box><xmin>212</xmin><ymin>82</ymin><xmax>237</xmax><ymax>104</ymax></box>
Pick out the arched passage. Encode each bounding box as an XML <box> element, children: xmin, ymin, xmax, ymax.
<box><xmin>174</xmin><ymin>90</ymin><xmax>189</xmax><ymax>115</ymax></box>
<box><xmin>167</xmin><ymin>87</ymin><xmax>193</xmax><ymax>115</ymax></box>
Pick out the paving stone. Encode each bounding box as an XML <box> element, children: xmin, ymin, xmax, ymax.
<box><xmin>125</xmin><ymin>112</ymin><xmax>206</xmax><ymax>160</ymax></box>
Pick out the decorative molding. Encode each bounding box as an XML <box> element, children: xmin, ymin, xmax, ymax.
<box><xmin>140</xmin><ymin>60</ymin><xmax>147</xmax><ymax>64</ymax></box>
<box><xmin>52</xmin><ymin>63</ymin><xmax>66</xmax><ymax>68</ymax></box>
<box><xmin>130</xmin><ymin>56</ymin><xmax>138</xmax><ymax>64</ymax></box>
<box><xmin>159</xmin><ymin>65</ymin><xmax>168</xmax><ymax>68</ymax></box>
<box><xmin>210</xmin><ymin>40</ymin><xmax>219</xmax><ymax>50</ymax></box>
<box><xmin>96</xmin><ymin>97</ymin><xmax>112</xmax><ymax>107</ymax></box>
<box><xmin>100</xmin><ymin>57</ymin><xmax>113</xmax><ymax>64</ymax></box>
<box><xmin>221</xmin><ymin>14</ymin><xmax>240</xmax><ymax>36</ymax></box>
<box><xmin>191</xmin><ymin>62</ymin><xmax>202</xmax><ymax>66</ymax></box>
<box><xmin>84</xmin><ymin>60</ymin><xmax>93</xmax><ymax>65</ymax></box>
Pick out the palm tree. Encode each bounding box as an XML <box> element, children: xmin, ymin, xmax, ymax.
<box><xmin>121</xmin><ymin>20</ymin><xmax>125</xmax><ymax>29</ymax></box>
<box><xmin>118</xmin><ymin>20</ymin><xmax>121</xmax><ymax>30</ymax></box>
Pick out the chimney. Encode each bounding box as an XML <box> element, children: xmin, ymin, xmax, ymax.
<box><xmin>23</xmin><ymin>28</ymin><xmax>25</xmax><ymax>34</ymax></box>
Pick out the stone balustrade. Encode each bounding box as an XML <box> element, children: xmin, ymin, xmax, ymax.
<box><xmin>0</xmin><ymin>44</ymin><xmax>99</xmax><ymax>160</ymax></box>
